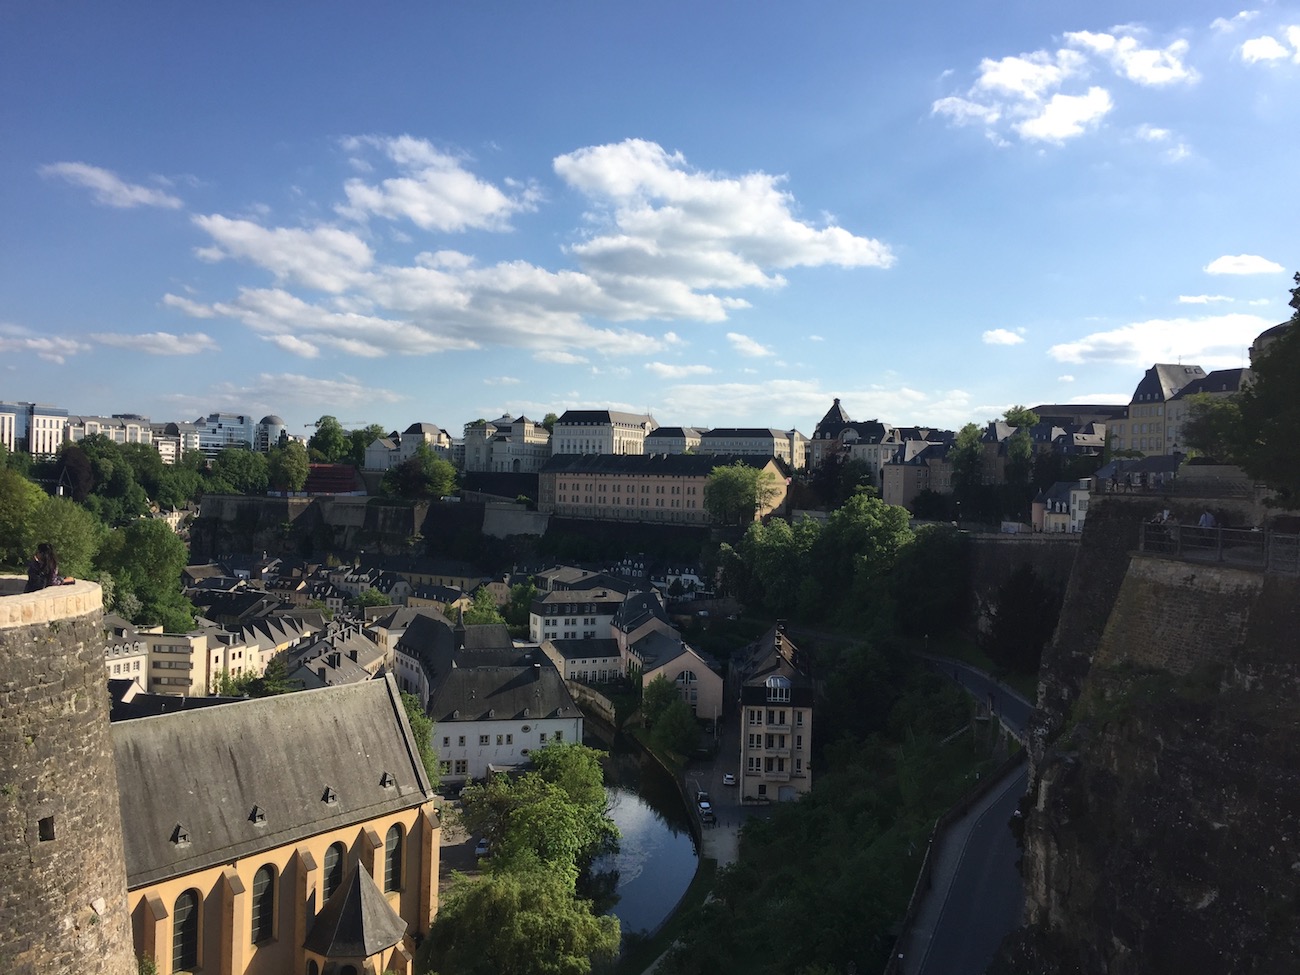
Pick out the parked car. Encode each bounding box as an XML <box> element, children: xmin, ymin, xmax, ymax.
<box><xmin>696</xmin><ymin>790</ymin><xmax>710</xmax><ymax>806</ymax></box>
<box><xmin>722</xmin><ymin>773</ymin><xmax>736</xmax><ymax>786</ymax></box>
<box><xmin>701</xmin><ymin>810</ymin><xmax>717</xmax><ymax>825</ymax></box>
<box><xmin>474</xmin><ymin>837</ymin><xmax>490</xmax><ymax>857</ymax></box>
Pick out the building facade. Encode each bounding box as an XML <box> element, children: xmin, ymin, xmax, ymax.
<box><xmin>738</xmin><ymin>627</ymin><xmax>814</xmax><ymax>802</ymax></box>
<box><xmin>551</xmin><ymin>410</ymin><xmax>657</xmax><ymax>456</ymax></box>
<box><xmin>696</xmin><ymin>428</ymin><xmax>807</xmax><ymax>469</ymax></box>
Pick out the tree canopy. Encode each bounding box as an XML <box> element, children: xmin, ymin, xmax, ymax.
<box><xmin>267</xmin><ymin>440</ymin><xmax>310</xmax><ymax>491</ymax></box>
<box><xmin>463</xmin><ymin>587</ymin><xmax>506</xmax><ymax>625</ymax></box>
<box><xmin>308</xmin><ymin>415</ymin><xmax>349</xmax><ymax>463</ymax></box>
<box><xmin>380</xmin><ymin>442</ymin><xmax>457</xmax><ymax>498</ymax></box>
<box><xmin>704</xmin><ymin>461</ymin><xmax>779</xmax><ymax>525</ymax></box>
<box><xmin>1235</xmin><ymin>278</ymin><xmax>1300</xmax><ymax>503</ymax></box>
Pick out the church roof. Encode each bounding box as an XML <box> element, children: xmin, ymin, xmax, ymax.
<box><xmin>303</xmin><ymin>861</ymin><xmax>408</xmax><ymax>957</ymax></box>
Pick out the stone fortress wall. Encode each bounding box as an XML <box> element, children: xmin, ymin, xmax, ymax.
<box><xmin>0</xmin><ymin>578</ymin><xmax>136</xmax><ymax>975</ymax></box>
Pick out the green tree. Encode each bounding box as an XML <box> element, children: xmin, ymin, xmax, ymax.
<box><xmin>1003</xmin><ymin>406</ymin><xmax>1037</xmax><ymax>485</ymax></box>
<box><xmin>401</xmin><ymin>691</ymin><xmax>439</xmax><ymax>788</ymax></box>
<box><xmin>503</xmin><ymin>581</ymin><xmax>539</xmax><ymax>627</ymax></box>
<box><xmin>347</xmin><ymin>423</ymin><xmax>387</xmax><ymax>466</ymax></box>
<box><xmin>464</xmin><ymin>586</ymin><xmax>506</xmax><ymax>625</ymax></box>
<box><xmin>242</xmin><ymin>658</ymin><xmax>296</xmax><ymax>697</ymax></box>
<box><xmin>651</xmin><ymin>697</ymin><xmax>700</xmax><ymax>757</ymax></box>
<box><xmin>641</xmin><ymin>674</ymin><xmax>680</xmax><ymax>728</ymax></box>
<box><xmin>267</xmin><ymin>440</ymin><xmax>310</xmax><ymax>491</ymax></box>
<box><xmin>353</xmin><ymin>587</ymin><xmax>391</xmax><ymax>610</ymax></box>
<box><xmin>703</xmin><ymin>461</ymin><xmax>779</xmax><ymax>525</ymax></box>
<box><xmin>950</xmin><ymin>422</ymin><xmax>984</xmax><ymax>494</ymax></box>
<box><xmin>542</xmin><ymin>412</ymin><xmax>559</xmax><ymax>433</ymax></box>
<box><xmin>208</xmin><ymin>447</ymin><xmax>269</xmax><ymax>495</ymax></box>
<box><xmin>381</xmin><ymin>442</ymin><xmax>457</xmax><ymax>499</ymax></box>
<box><xmin>25</xmin><ymin>495</ymin><xmax>104</xmax><ymax>578</ymax></box>
<box><xmin>530</xmin><ymin>742</ymin><xmax>609</xmax><ymax>814</ymax></box>
<box><xmin>1236</xmin><ymin>278</ymin><xmax>1300</xmax><ymax>502</ymax></box>
<box><xmin>1180</xmin><ymin>393</ymin><xmax>1242</xmax><ymax>462</ymax></box>
<box><xmin>308</xmin><ymin>415</ymin><xmax>349</xmax><ymax>463</ymax></box>
<box><xmin>0</xmin><ymin>467</ymin><xmax>47</xmax><ymax>567</ymax></box>
<box><xmin>97</xmin><ymin>519</ymin><xmax>194</xmax><ymax>631</ymax></box>
<box><xmin>432</xmin><ymin>865</ymin><xmax>619</xmax><ymax>975</ymax></box>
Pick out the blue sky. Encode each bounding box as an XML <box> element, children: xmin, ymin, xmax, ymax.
<box><xmin>2</xmin><ymin>2</ymin><xmax>1297</xmax><ymax>438</ymax></box>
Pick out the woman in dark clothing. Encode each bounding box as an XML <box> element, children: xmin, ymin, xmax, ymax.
<box><xmin>25</xmin><ymin>543</ymin><xmax>59</xmax><ymax>592</ymax></box>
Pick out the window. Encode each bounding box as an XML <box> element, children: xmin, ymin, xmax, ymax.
<box><xmin>554</xmin><ymin>730</ymin><xmax>563</xmax><ymax>741</ymax></box>
<box><xmin>454</xmin><ymin>759</ymin><xmax>468</xmax><ymax>775</ymax></box>
<box><xmin>442</xmin><ymin>736</ymin><xmax>450</xmax><ymax>748</ymax></box>
<box><xmin>479</xmin><ymin>735</ymin><xmax>490</xmax><ymax>746</ymax></box>
<box><xmin>747</xmin><ymin>733</ymin><xmax>761</xmax><ymax>748</ymax></box>
<box><xmin>795</xmin><ymin>712</ymin><xmax>804</xmax><ymax>727</ymax></box>
<box><xmin>324</xmin><ymin>843</ymin><xmax>345</xmax><ymax>902</ymax></box>
<box><xmin>458</xmin><ymin>735</ymin><xmax>466</xmax><ymax>747</ymax></box>
<box><xmin>795</xmin><ymin>735</ymin><xmax>803</xmax><ymax>751</ymax></box>
<box><xmin>748</xmin><ymin>708</ymin><xmax>762</xmax><ymax>726</ymax></box>
<box><xmin>496</xmin><ymin>734</ymin><xmax>504</xmax><ymax>746</ymax></box>
<box><xmin>506</xmin><ymin>734</ymin><xmax>514</xmax><ymax>745</ymax></box>
<box><xmin>172</xmin><ymin>889</ymin><xmax>200</xmax><ymax>972</ymax></box>
<box><xmin>539</xmin><ymin>731</ymin><xmax>548</xmax><ymax>743</ymax></box>
<box><xmin>747</xmin><ymin>756</ymin><xmax>762</xmax><ymax>772</ymax></box>
<box><xmin>252</xmin><ymin>865</ymin><xmax>275</xmax><ymax>943</ymax></box>
<box><xmin>765</xmin><ymin>675</ymin><xmax>791</xmax><ymax>702</ymax></box>
<box><xmin>384</xmin><ymin>825</ymin><xmax>403</xmax><ymax>892</ymax></box>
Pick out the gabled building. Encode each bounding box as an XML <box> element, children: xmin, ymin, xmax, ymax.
<box><xmin>881</xmin><ymin>440</ymin><xmax>953</xmax><ymax>510</ymax></box>
<box><xmin>1032</xmin><ymin>479</ymin><xmax>1091</xmax><ymax>533</ymax></box>
<box><xmin>462</xmin><ymin>414</ymin><xmax>551</xmax><ymax>473</ymax></box>
<box><xmin>738</xmin><ymin>626</ymin><xmax>815</xmax><ymax>802</ymax></box>
<box><xmin>1166</xmin><ymin>368</ymin><xmax>1251</xmax><ymax>456</ymax></box>
<box><xmin>1108</xmin><ymin>363</ymin><xmax>1208</xmax><ymax>456</ymax></box>
<box><xmin>528</xmin><ymin>587</ymin><xmax>628</xmax><ymax>643</ymax></box>
<box><xmin>114</xmin><ymin>676</ymin><xmax>439</xmax><ymax>975</ymax></box>
<box><xmin>427</xmin><ymin>657</ymin><xmax>582</xmax><ymax>784</ymax></box>
<box><xmin>644</xmin><ymin>426</ymin><xmax>704</xmax><ymax>454</ymax></box>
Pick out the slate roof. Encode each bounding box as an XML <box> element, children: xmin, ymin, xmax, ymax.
<box><xmin>540</xmin><ymin>453</ymin><xmax>780</xmax><ymax>476</ymax></box>
<box><xmin>646</xmin><ymin>426</ymin><xmax>704</xmax><ymax>439</ymax></box>
<box><xmin>813</xmin><ymin>398</ymin><xmax>853</xmax><ymax>439</ymax></box>
<box><xmin>426</xmin><ymin>660</ymin><xmax>577</xmax><ymax>723</ymax></box>
<box><xmin>113</xmin><ymin>676</ymin><xmax>432</xmax><ymax>888</ymax></box>
<box><xmin>546</xmin><ymin>638</ymin><xmax>621</xmax><ymax>662</ymax></box>
<box><xmin>304</xmin><ymin>861</ymin><xmax>408</xmax><ymax>957</ymax></box>
<box><xmin>1170</xmin><ymin>368</ymin><xmax>1251</xmax><ymax>399</ymax></box>
<box><xmin>612</xmin><ymin>591</ymin><xmax>671</xmax><ymax>634</ymax></box>
<box><xmin>740</xmin><ymin>627</ymin><xmax>815</xmax><ymax>706</ymax></box>
<box><xmin>699</xmin><ymin>427</ymin><xmax>791</xmax><ymax>439</ymax></box>
<box><xmin>1131</xmin><ymin>363</ymin><xmax>1207</xmax><ymax>403</ymax></box>
<box><xmin>631</xmin><ymin>630</ymin><xmax>689</xmax><ymax>669</ymax></box>
<box><xmin>555</xmin><ymin>409</ymin><xmax>654</xmax><ymax>426</ymax></box>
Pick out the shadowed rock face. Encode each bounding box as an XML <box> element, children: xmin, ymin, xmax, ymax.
<box><xmin>1003</xmin><ymin>500</ymin><xmax>1300</xmax><ymax>974</ymax></box>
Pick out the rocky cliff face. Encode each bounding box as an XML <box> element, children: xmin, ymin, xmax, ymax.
<box><xmin>1005</xmin><ymin>498</ymin><xmax>1300</xmax><ymax>975</ymax></box>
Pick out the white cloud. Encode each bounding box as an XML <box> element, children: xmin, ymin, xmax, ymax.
<box><xmin>535</xmin><ymin>350</ymin><xmax>589</xmax><ymax>365</ymax></box>
<box><xmin>726</xmin><ymin>332</ymin><xmax>775</xmax><ymax>357</ymax></box>
<box><xmin>39</xmin><ymin>162</ymin><xmax>183</xmax><ymax>209</ymax></box>
<box><xmin>1248</xmin><ymin>298</ymin><xmax>1272</xmax><ymax>306</ymax></box>
<box><xmin>554</xmin><ymin>140</ymin><xmax>895</xmax><ymax>299</ymax></box>
<box><xmin>1204</xmin><ymin>254</ymin><xmax>1285</xmax><ymax>275</ymax></box>
<box><xmin>162</xmin><ymin>293</ymin><xmax>218</xmax><ymax>318</ymax></box>
<box><xmin>483</xmin><ymin>376</ymin><xmax>521</xmax><ymax>386</ymax></box>
<box><xmin>337</xmin><ymin>134</ymin><xmax>538</xmax><ymax>232</ymax></box>
<box><xmin>0</xmin><ymin>324</ymin><xmax>91</xmax><ymax>364</ymax></box>
<box><xmin>1240</xmin><ymin>34</ymin><xmax>1293</xmax><ymax>62</ymax></box>
<box><xmin>1068</xmin><ymin>392</ymin><xmax>1131</xmax><ymax>405</ymax></box>
<box><xmin>982</xmin><ymin>328</ymin><xmax>1026</xmax><ymax>346</ymax></box>
<box><xmin>1058</xmin><ymin>374</ymin><xmax>1076</xmax><ymax>382</ymax></box>
<box><xmin>90</xmin><ymin>331</ymin><xmax>219</xmax><ymax>354</ymax></box>
<box><xmin>1136</xmin><ymin>124</ymin><xmax>1171</xmax><ymax>141</ymax></box>
<box><xmin>1212</xmin><ymin>11</ymin><xmax>1259</xmax><ymax>33</ymax></box>
<box><xmin>1048</xmin><ymin>312</ymin><xmax>1272</xmax><ymax>366</ymax></box>
<box><xmin>1016</xmin><ymin>87</ymin><xmax>1114</xmax><ymax>142</ymax></box>
<box><xmin>1064</xmin><ymin>31</ymin><xmax>1198</xmax><ymax>86</ymax></box>
<box><xmin>203</xmin><ymin>372</ymin><xmax>405</xmax><ymax>415</ymax></box>
<box><xmin>193</xmin><ymin>215</ymin><xmax>374</xmax><ymax>293</ymax></box>
<box><xmin>1178</xmin><ymin>294</ymin><xmax>1232</xmax><ymax>304</ymax></box>
<box><xmin>644</xmin><ymin>362</ymin><xmax>714</xmax><ymax>379</ymax></box>
<box><xmin>974</xmin><ymin>49</ymin><xmax>1087</xmax><ymax>99</ymax></box>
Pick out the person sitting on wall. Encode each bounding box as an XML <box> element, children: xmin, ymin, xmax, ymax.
<box><xmin>25</xmin><ymin>543</ymin><xmax>71</xmax><ymax>592</ymax></box>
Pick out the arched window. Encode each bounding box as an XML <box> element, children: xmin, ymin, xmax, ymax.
<box><xmin>384</xmin><ymin>825</ymin><xmax>403</xmax><ymax>892</ymax></box>
<box><xmin>307</xmin><ymin>962</ymin><xmax>320</xmax><ymax>975</ymax></box>
<box><xmin>323</xmin><ymin>842</ymin><xmax>346</xmax><ymax>902</ymax></box>
<box><xmin>676</xmin><ymin>670</ymin><xmax>697</xmax><ymax>685</ymax></box>
<box><xmin>172</xmin><ymin>889</ymin><xmax>200</xmax><ymax>972</ymax></box>
<box><xmin>252</xmin><ymin>864</ymin><xmax>275</xmax><ymax>943</ymax></box>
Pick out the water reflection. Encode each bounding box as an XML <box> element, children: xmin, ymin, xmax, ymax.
<box><xmin>593</xmin><ymin>738</ymin><xmax>698</xmax><ymax>936</ymax></box>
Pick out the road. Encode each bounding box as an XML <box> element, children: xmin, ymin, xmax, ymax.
<box><xmin>905</xmin><ymin>655</ymin><xmax>1033</xmax><ymax>975</ymax></box>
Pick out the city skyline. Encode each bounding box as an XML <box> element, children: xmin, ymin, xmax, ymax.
<box><xmin>2</xmin><ymin>2</ymin><xmax>1296</xmax><ymax>436</ymax></box>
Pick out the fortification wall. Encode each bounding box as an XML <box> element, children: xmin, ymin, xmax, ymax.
<box><xmin>482</xmin><ymin>503</ymin><xmax>550</xmax><ymax>538</ymax></box>
<box><xmin>0</xmin><ymin>580</ymin><xmax>136</xmax><ymax>975</ymax></box>
<box><xmin>965</xmin><ymin>532</ymin><xmax>1081</xmax><ymax>634</ymax></box>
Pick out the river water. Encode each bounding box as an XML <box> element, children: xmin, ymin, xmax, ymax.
<box><xmin>592</xmin><ymin>734</ymin><xmax>699</xmax><ymax>937</ymax></box>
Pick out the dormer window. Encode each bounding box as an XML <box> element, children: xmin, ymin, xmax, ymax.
<box><xmin>380</xmin><ymin>771</ymin><xmax>396</xmax><ymax>789</ymax></box>
<box><xmin>321</xmin><ymin>786</ymin><xmax>338</xmax><ymax>805</ymax></box>
<box><xmin>249</xmin><ymin>805</ymin><xmax>266</xmax><ymax>825</ymax></box>
<box><xmin>171</xmin><ymin>823</ymin><xmax>191</xmax><ymax>846</ymax></box>
<box><xmin>766</xmin><ymin>676</ymin><xmax>791</xmax><ymax>703</ymax></box>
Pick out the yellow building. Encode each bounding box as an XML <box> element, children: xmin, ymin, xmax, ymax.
<box><xmin>538</xmin><ymin>453</ymin><xmax>787</xmax><ymax>525</ymax></box>
<box><xmin>114</xmin><ymin>676</ymin><xmax>439</xmax><ymax>975</ymax></box>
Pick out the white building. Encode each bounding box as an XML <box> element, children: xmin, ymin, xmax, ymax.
<box><xmin>66</xmin><ymin>413</ymin><xmax>153</xmax><ymax>447</ymax></box>
<box><xmin>528</xmin><ymin>587</ymin><xmax>627</xmax><ymax>643</ymax></box>
<box><xmin>0</xmin><ymin>401</ymin><xmax>68</xmax><ymax>457</ymax></box>
<box><xmin>551</xmin><ymin>409</ymin><xmax>657</xmax><ymax>456</ymax></box>
<box><xmin>463</xmin><ymin>414</ymin><xmax>552</xmax><ymax>473</ymax></box>
<box><xmin>696</xmin><ymin>427</ymin><xmax>807</xmax><ymax>469</ymax></box>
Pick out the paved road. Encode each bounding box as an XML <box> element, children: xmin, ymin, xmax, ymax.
<box><xmin>901</xmin><ymin>655</ymin><xmax>1033</xmax><ymax>975</ymax></box>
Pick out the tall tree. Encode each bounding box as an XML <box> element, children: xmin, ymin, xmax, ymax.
<box><xmin>347</xmin><ymin>423</ymin><xmax>387</xmax><ymax>466</ymax></box>
<box><xmin>209</xmin><ymin>447</ymin><xmax>269</xmax><ymax>495</ymax></box>
<box><xmin>464</xmin><ymin>587</ymin><xmax>506</xmax><ymax>625</ymax></box>
<box><xmin>96</xmin><ymin>519</ymin><xmax>194</xmax><ymax>631</ymax></box>
<box><xmin>950</xmin><ymin>422</ymin><xmax>984</xmax><ymax>494</ymax></box>
<box><xmin>25</xmin><ymin>495</ymin><xmax>103</xmax><ymax>578</ymax></box>
<box><xmin>381</xmin><ymin>442</ymin><xmax>457</xmax><ymax>498</ymax></box>
<box><xmin>0</xmin><ymin>468</ymin><xmax>47</xmax><ymax>567</ymax></box>
<box><xmin>1234</xmin><ymin>280</ymin><xmax>1299</xmax><ymax>502</ymax></box>
<box><xmin>267</xmin><ymin>440</ymin><xmax>310</xmax><ymax>491</ymax></box>
<box><xmin>543</xmin><ymin>412</ymin><xmax>559</xmax><ymax>434</ymax></box>
<box><xmin>432</xmin><ymin>865</ymin><xmax>619</xmax><ymax>975</ymax></box>
<box><xmin>308</xmin><ymin>415</ymin><xmax>349</xmax><ymax>463</ymax></box>
<box><xmin>641</xmin><ymin>674</ymin><xmax>680</xmax><ymax>729</ymax></box>
<box><xmin>704</xmin><ymin>461</ymin><xmax>779</xmax><ymax>525</ymax></box>
<box><xmin>401</xmin><ymin>691</ymin><xmax>439</xmax><ymax>788</ymax></box>
<box><xmin>1180</xmin><ymin>393</ymin><xmax>1242</xmax><ymax>462</ymax></box>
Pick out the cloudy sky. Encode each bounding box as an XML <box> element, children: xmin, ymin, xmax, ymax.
<box><xmin>3</xmin><ymin>2</ymin><xmax>1297</xmax><ymax>437</ymax></box>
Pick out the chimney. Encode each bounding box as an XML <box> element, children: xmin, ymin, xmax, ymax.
<box><xmin>533</xmin><ymin>663</ymin><xmax>541</xmax><ymax>681</ymax></box>
<box><xmin>349</xmin><ymin>648</ymin><xmax>359</xmax><ymax>662</ymax></box>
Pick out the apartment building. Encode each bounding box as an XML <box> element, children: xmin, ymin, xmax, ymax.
<box><xmin>1107</xmin><ymin>363</ymin><xmax>1208</xmax><ymax>456</ymax></box>
<box><xmin>696</xmin><ymin>427</ymin><xmax>807</xmax><ymax>469</ymax></box>
<box><xmin>739</xmin><ymin>627</ymin><xmax>815</xmax><ymax>802</ymax></box>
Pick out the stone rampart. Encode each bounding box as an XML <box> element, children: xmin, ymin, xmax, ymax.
<box><xmin>0</xmin><ymin>579</ymin><xmax>136</xmax><ymax>975</ymax></box>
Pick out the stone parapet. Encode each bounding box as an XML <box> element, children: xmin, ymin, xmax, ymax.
<box><xmin>0</xmin><ymin>577</ymin><xmax>103</xmax><ymax>628</ymax></box>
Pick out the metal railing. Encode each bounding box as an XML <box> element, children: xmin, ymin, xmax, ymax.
<box><xmin>1139</xmin><ymin>524</ymin><xmax>1299</xmax><ymax>575</ymax></box>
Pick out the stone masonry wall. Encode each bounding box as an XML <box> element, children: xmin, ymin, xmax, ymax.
<box><xmin>0</xmin><ymin>580</ymin><xmax>136</xmax><ymax>975</ymax></box>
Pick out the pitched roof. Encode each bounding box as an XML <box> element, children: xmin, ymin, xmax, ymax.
<box><xmin>1131</xmin><ymin>363</ymin><xmax>1207</xmax><ymax>403</ymax></box>
<box><xmin>1170</xmin><ymin>367</ymin><xmax>1251</xmax><ymax>399</ymax></box>
<box><xmin>303</xmin><ymin>861</ymin><xmax>408</xmax><ymax>957</ymax></box>
<box><xmin>814</xmin><ymin>398</ymin><xmax>852</xmax><ymax>437</ymax></box>
<box><xmin>545</xmin><ymin>638</ymin><xmax>621</xmax><ymax>662</ymax></box>
<box><xmin>427</xmin><ymin>661</ymin><xmax>578</xmax><ymax>722</ymax></box>
<box><xmin>113</xmin><ymin>676</ymin><xmax>432</xmax><ymax>889</ymax></box>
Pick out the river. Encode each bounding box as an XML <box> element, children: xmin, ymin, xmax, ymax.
<box><xmin>592</xmin><ymin>733</ymin><xmax>699</xmax><ymax>937</ymax></box>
